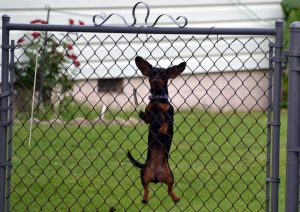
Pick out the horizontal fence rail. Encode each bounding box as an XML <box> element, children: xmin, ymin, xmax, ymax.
<box><xmin>6</xmin><ymin>22</ymin><xmax>277</xmax><ymax>35</ymax></box>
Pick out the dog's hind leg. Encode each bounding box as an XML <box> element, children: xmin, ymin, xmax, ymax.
<box><xmin>168</xmin><ymin>182</ymin><xmax>180</xmax><ymax>203</ymax></box>
<box><xmin>141</xmin><ymin>167</ymin><xmax>152</xmax><ymax>204</ymax></box>
<box><xmin>164</xmin><ymin>172</ymin><xmax>180</xmax><ymax>203</ymax></box>
<box><xmin>142</xmin><ymin>183</ymin><xmax>150</xmax><ymax>204</ymax></box>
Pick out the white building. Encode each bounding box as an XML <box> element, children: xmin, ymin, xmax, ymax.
<box><xmin>0</xmin><ymin>0</ymin><xmax>284</xmax><ymax>111</ymax></box>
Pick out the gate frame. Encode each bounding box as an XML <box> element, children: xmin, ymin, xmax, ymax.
<box><xmin>0</xmin><ymin>15</ymin><xmax>10</xmax><ymax>212</ymax></box>
<box><xmin>0</xmin><ymin>14</ymin><xmax>284</xmax><ymax>212</ymax></box>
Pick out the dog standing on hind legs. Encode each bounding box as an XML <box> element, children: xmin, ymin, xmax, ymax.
<box><xmin>127</xmin><ymin>56</ymin><xmax>186</xmax><ymax>203</ymax></box>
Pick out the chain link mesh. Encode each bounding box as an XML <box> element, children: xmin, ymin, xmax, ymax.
<box><xmin>10</xmin><ymin>31</ymin><xmax>273</xmax><ymax>211</ymax></box>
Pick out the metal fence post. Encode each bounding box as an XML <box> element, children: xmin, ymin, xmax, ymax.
<box><xmin>271</xmin><ymin>20</ymin><xmax>284</xmax><ymax>212</ymax></box>
<box><xmin>5</xmin><ymin>40</ymin><xmax>15</xmax><ymax>212</ymax></box>
<box><xmin>0</xmin><ymin>15</ymin><xmax>10</xmax><ymax>212</ymax></box>
<box><xmin>285</xmin><ymin>22</ymin><xmax>300</xmax><ymax>212</ymax></box>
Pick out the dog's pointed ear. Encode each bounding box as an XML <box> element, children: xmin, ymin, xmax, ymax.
<box><xmin>167</xmin><ymin>62</ymin><xmax>186</xmax><ymax>78</ymax></box>
<box><xmin>135</xmin><ymin>56</ymin><xmax>153</xmax><ymax>76</ymax></box>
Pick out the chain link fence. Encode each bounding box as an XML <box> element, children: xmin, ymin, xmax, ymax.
<box><xmin>0</xmin><ymin>3</ymin><xmax>286</xmax><ymax>209</ymax></box>
<box><xmin>5</xmin><ymin>30</ymin><xmax>274</xmax><ymax>211</ymax></box>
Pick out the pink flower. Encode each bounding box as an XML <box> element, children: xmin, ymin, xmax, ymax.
<box><xmin>74</xmin><ymin>60</ymin><xmax>80</xmax><ymax>67</ymax></box>
<box><xmin>69</xmin><ymin>19</ymin><xmax>74</xmax><ymax>25</ymax></box>
<box><xmin>71</xmin><ymin>54</ymin><xmax>78</xmax><ymax>60</ymax></box>
<box><xmin>30</xmin><ymin>19</ymin><xmax>48</xmax><ymax>24</ymax></box>
<box><xmin>17</xmin><ymin>37</ymin><xmax>25</xmax><ymax>44</ymax></box>
<box><xmin>67</xmin><ymin>44</ymin><xmax>73</xmax><ymax>50</ymax></box>
<box><xmin>67</xmin><ymin>53</ymin><xmax>78</xmax><ymax>60</ymax></box>
<box><xmin>30</xmin><ymin>19</ymin><xmax>42</xmax><ymax>24</ymax></box>
<box><xmin>78</xmin><ymin>20</ymin><xmax>85</xmax><ymax>25</ymax></box>
<box><xmin>31</xmin><ymin>32</ymin><xmax>40</xmax><ymax>39</ymax></box>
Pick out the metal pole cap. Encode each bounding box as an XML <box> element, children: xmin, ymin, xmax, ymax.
<box><xmin>2</xmin><ymin>15</ymin><xmax>10</xmax><ymax>21</ymax></box>
<box><xmin>290</xmin><ymin>22</ymin><xmax>300</xmax><ymax>29</ymax></box>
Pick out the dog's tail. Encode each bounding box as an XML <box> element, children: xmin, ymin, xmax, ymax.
<box><xmin>127</xmin><ymin>151</ymin><xmax>144</xmax><ymax>169</ymax></box>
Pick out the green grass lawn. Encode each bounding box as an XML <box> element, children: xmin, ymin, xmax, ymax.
<box><xmin>9</xmin><ymin>109</ymin><xmax>288</xmax><ymax>211</ymax></box>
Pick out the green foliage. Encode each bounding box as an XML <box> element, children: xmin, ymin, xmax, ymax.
<box><xmin>282</xmin><ymin>0</ymin><xmax>300</xmax><ymax>13</ymax></box>
<box><xmin>282</xmin><ymin>72</ymin><xmax>289</xmax><ymax>109</ymax></box>
<box><xmin>281</xmin><ymin>0</ymin><xmax>300</xmax><ymax>108</ymax></box>
<box><xmin>282</xmin><ymin>0</ymin><xmax>300</xmax><ymax>48</ymax></box>
<box><xmin>15</xmin><ymin>30</ymin><xmax>80</xmax><ymax>106</ymax></box>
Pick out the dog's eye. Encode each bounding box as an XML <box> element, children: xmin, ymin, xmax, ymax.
<box><xmin>161</xmin><ymin>72</ymin><xmax>168</xmax><ymax>79</ymax></box>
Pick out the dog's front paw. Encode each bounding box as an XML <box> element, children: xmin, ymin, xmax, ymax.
<box><xmin>159</xmin><ymin>122</ymin><xmax>168</xmax><ymax>134</ymax></box>
<box><xmin>139</xmin><ymin>111</ymin><xmax>145</xmax><ymax>120</ymax></box>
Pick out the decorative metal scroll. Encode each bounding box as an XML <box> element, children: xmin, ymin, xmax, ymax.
<box><xmin>93</xmin><ymin>2</ymin><xmax>188</xmax><ymax>28</ymax></box>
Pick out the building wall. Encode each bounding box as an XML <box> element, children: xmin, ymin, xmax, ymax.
<box><xmin>71</xmin><ymin>70</ymin><xmax>269</xmax><ymax>112</ymax></box>
<box><xmin>0</xmin><ymin>0</ymin><xmax>284</xmax><ymax>80</ymax></box>
<box><xmin>1</xmin><ymin>1</ymin><xmax>281</xmax><ymax>111</ymax></box>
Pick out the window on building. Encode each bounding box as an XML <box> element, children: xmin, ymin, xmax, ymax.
<box><xmin>98</xmin><ymin>78</ymin><xmax>123</xmax><ymax>92</ymax></box>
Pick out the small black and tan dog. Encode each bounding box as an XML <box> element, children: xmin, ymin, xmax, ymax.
<box><xmin>127</xmin><ymin>56</ymin><xmax>186</xmax><ymax>203</ymax></box>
